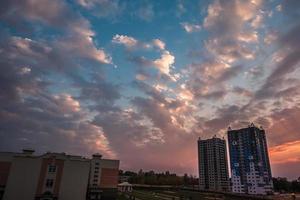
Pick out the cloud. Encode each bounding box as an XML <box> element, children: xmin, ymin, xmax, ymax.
<box><xmin>0</xmin><ymin>0</ymin><xmax>117</xmax><ymax>158</ymax></box>
<box><xmin>176</xmin><ymin>0</ymin><xmax>186</xmax><ymax>17</ymax></box>
<box><xmin>180</xmin><ymin>22</ymin><xmax>201</xmax><ymax>33</ymax></box>
<box><xmin>77</xmin><ymin>0</ymin><xmax>123</xmax><ymax>19</ymax></box>
<box><xmin>232</xmin><ymin>86</ymin><xmax>253</xmax><ymax>97</ymax></box>
<box><xmin>255</xmin><ymin>24</ymin><xmax>300</xmax><ymax>100</ymax></box>
<box><xmin>153</xmin><ymin>50</ymin><xmax>175</xmax><ymax>77</ymax></box>
<box><xmin>78</xmin><ymin>73</ymin><xmax>121</xmax><ymax>104</ymax></box>
<box><xmin>266</xmin><ymin>107</ymin><xmax>300</xmax><ymax>146</ymax></box>
<box><xmin>203</xmin><ymin>0</ymin><xmax>262</xmax><ymax>63</ymax></box>
<box><xmin>112</xmin><ymin>34</ymin><xmax>139</xmax><ymax>48</ymax></box>
<box><xmin>185</xmin><ymin>61</ymin><xmax>242</xmax><ymax>100</ymax></box>
<box><xmin>237</xmin><ymin>31</ymin><xmax>258</xmax><ymax>43</ymax></box>
<box><xmin>1</xmin><ymin>0</ymin><xmax>300</xmax><ymax>179</ymax></box>
<box><xmin>269</xmin><ymin>140</ymin><xmax>300</xmax><ymax>164</ymax></box>
<box><xmin>251</xmin><ymin>14</ymin><xmax>263</xmax><ymax>28</ymax></box>
<box><xmin>0</xmin><ymin>0</ymin><xmax>76</xmax><ymax>30</ymax></box>
<box><xmin>114</xmin><ymin>35</ymin><xmax>176</xmax><ymax>81</ymax></box>
<box><xmin>135</xmin><ymin>3</ymin><xmax>154</xmax><ymax>21</ymax></box>
<box><xmin>264</xmin><ymin>31</ymin><xmax>278</xmax><ymax>45</ymax></box>
<box><xmin>112</xmin><ymin>35</ymin><xmax>166</xmax><ymax>51</ymax></box>
<box><xmin>152</xmin><ymin>39</ymin><xmax>165</xmax><ymax>50</ymax></box>
<box><xmin>269</xmin><ymin>140</ymin><xmax>300</xmax><ymax>179</ymax></box>
<box><xmin>0</xmin><ymin>0</ymin><xmax>112</xmax><ymax>64</ymax></box>
<box><xmin>0</xmin><ymin>93</ymin><xmax>116</xmax><ymax>158</ymax></box>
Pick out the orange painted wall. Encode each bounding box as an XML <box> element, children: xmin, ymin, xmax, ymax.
<box><xmin>36</xmin><ymin>158</ymin><xmax>64</xmax><ymax>196</ymax></box>
<box><xmin>99</xmin><ymin>168</ymin><xmax>118</xmax><ymax>188</ymax></box>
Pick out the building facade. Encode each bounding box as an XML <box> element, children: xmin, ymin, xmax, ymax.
<box><xmin>228</xmin><ymin>124</ymin><xmax>273</xmax><ymax>195</ymax></box>
<box><xmin>198</xmin><ymin>136</ymin><xmax>230</xmax><ymax>192</ymax></box>
<box><xmin>87</xmin><ymin>154</ymin><xmax>119</xmax><ymax>200</ymax></box>
<box><xmin>0</xmin><ymin>149</ymin><xmax>119</xmax><ymax>200</ymax></box>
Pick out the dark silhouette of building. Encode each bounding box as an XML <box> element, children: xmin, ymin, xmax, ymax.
<box><xmin>198</xmin><ymin>136</ymin><xmax>230</xmax><ymax>191</ymax></box>
<box><xmin>228</xmin><ymin>123</ymin><xmax>273</xmax><ymax>195</ymax></box>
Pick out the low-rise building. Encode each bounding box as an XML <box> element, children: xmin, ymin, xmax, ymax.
<box><xmin>0</xmin><ymin>149</ymin><xmax>119</xmax><ymax>200</ymax></box>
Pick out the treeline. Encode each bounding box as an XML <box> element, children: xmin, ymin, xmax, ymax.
<box><xmin>120</xmin><ymin>170</ymin><xmax>300</xmax><ymax>191</ymax></box>
<box><xmin>273</xmin><ymin>177</ymin><xmax>300</xmax><ymax>193</ymax></box>
<box><xmin>119</xmin><ymin>170</ymin><xmax>198</xmax><ymax>186</ymax></box>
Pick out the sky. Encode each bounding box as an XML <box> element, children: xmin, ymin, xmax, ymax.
<box><xmin>0</xmin><ymin>0</ymin><xmax>300</xmax><ymax>180</ymax></box>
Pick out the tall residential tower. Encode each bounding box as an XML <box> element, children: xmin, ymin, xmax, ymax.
<box><xmin>198</xmin><ymin>136</ymin><xmax>230</xmax><ymax>192</ymax></box>
<box><xmin>228</xmin><ymin>124</ymin><xmax>273</xmax><ymax>195</ymax></box>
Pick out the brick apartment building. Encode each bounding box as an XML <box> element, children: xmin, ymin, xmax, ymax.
<box><xmin>0</xmin><ymin>149</ymin><xmax>119</xmax><ymax>200</ymax></box>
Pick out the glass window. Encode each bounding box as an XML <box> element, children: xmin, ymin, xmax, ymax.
<box><xmin>46</xmin><ymin>179</ymin><xmax>54</xmax><ymax>188</ymax></box>
<box><xmin>48</xmin><ymin>165</ymin><xmax>56</xmax><ymax>173</ymax></box>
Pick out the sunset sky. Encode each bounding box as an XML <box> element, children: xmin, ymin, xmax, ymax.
<box><xmin>0</xmin><ymin>0</ymin><xmax>300</xmax><ymax>179</ymax></box>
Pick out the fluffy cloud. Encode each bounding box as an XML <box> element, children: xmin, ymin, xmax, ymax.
<box><xmin>0</xmin><ymin>0</ymin><xmax>111</xmax><ymax>64</ymax></box>
<box><xmin>152</xmin><ymin>39</ymin><xmax>166</xmax><ymax>50</ymax></box>
<box><xmin>180</xmin><ymin>22</ymin><xmax>201</xmax><ymax>33</ymax></box>
<box><xmin>112</xmin><ymin>34</ymin><xmax>139</xmax><ymax>48</ymax></box>
<box><xmin>113</xmin><ymin>35</ymin><xmax>176</xmax><ymax>80</ymax></box>
<box><xmin>0</xmin><ymin>0</ymin><xmax>115</xmax><ymax>157</ymax></box>
<box><xmin>153</xmin><ymin>50</ymin><xmax>175</xmax><ymax>77</ymax></box>
<box><xmin>203</xmin><ymin>0</ymin><xmax>261</xmax><ymax>63</ymax></box>
<box><xmin>112</xmin><ymin>35</ymin><xmax>166</xmax><ymax>51</ymax></box>
<box><xmin>186</xmin><ymin>61</ymin><xmax>242</xmax><ymax>100</ymax></box>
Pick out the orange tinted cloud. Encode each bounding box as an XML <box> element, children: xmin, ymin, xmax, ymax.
<box><xmin>269</xmin><ymin>140</ymin><xmax>300</xmax><ymax>164</ymax></box>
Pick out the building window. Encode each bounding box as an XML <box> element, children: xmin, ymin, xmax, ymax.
<box><xmin>48</xmin><ymin>165</ymin><xmax>56</xmax><ymax>173</ymax></box>
<box><xmin>46</xmin><ymin>179</ymin><xmax>54</xmax><ymax>188</ymax></box>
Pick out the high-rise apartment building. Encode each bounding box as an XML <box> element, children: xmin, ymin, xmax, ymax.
<box><xmin>228</xmin><ymin>124</ymin><xmax>273</xmax><ymax>195</ymax></box>
<box><xmin>0</xmin><ymin>149</ymin><xmax>119</xmax><ymax>200</ymax></box>
<box><xmin>198</xmin><ymin>136</ymin><xmax>230</xmax><ymax>192</ymax></box>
